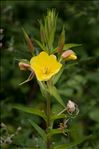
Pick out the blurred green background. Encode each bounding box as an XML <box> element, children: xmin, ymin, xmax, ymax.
<box><xmin>0</xmin><ymin>1</ymin><xmax>99</xmax><ymax>149</ymax></box>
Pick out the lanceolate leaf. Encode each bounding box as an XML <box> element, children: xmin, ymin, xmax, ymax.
<box><xmin>52</xmin><ymin>43</ymin><xmax>81</xmax><ymax>54</ymax></box>
<box><xmin>34</xmin><ymin>39</ymin><xmax>47</xmax><ymax>52</ymax></box>
<box><xmin>49</xmin><ymin>86</ymin><xmax>65</xmax><ymax>108</ymax></box>
<box><xmin>40</xmin><ymin>21</ymin><xmax>46</xmax><ymax>45</ymax></box>
<box><xmin>29</xmin><ymin>120</ymin><xmax>47</xmax><ymax>141</ymax></box>
<box><xmin>63</xmin><ymin>43</ymin><xmax>82</xmax><ymax>51</ymax></box>
<box><xmin>53</xmin><ymin>135</ymin><xmax>92</xmax><ymax>149</ymax></box>
<box><xmin>13</xmin><ymin>105</ymin><xmax>47</xmax><ymax>122</ymax></box>
<box><xmin>47</xmin><ymin>129</ymin><xmax>64</xmax><ymax>137</ymax></box>
<box><xmin>48</xmin><ymin>128</ymin><xmax>69</xmax><ymax>138</ymax></box>
<box><xmin>38</xmin><ymin>81</ymin><xmax>48</xmax><ymax>98</ymax></box>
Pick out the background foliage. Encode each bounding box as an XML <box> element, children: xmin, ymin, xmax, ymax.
<box><xmin>1</xmin><ymin>1</ymin><xmax>99</xmax><ymax>149</ymax></box>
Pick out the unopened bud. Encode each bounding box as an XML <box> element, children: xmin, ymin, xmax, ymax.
<box><xmin>61</xmin><ymin>50</ymin><xmax>77</xmax><ymax>61</ymax></box>
<box><xmin>18</xmin><ymin>62</ymin><xmax>30</xmax><ymax>70</ymax></box>
<box><xmin>67</xmin><ymin>100</ymin><xmax>76</xmax><ymax>113</ymax></box>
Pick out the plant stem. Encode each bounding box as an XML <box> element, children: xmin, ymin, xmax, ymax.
<box><xmin>46</xmin><ymin>93</ymin><xmax>51</xmax><ymax>149</ymax></box>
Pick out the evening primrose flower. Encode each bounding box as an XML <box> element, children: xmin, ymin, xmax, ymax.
<box><xmin>30</xmin><ymin>51</ymin><xmax>62</xmax><ymax>81</ymax></box>
<box><xmin>61</xmin><ymin>50</ymin><xmax>77</xmax><ymax>61</ymax></box>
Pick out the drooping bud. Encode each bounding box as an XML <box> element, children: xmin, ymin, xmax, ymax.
<box><xmin>18</xmin><ymin>62</ymin><xmax>30</xmax><ymax>71</ymax></box>
<box><xmin>67</xmin><ymin>100</ymin><xmax>76</xmax><ymax>113</ymax></box>
<box><xmin>61</xmin><ymin>50</ymin><xmax>77</xmax><ymax>61</ymax></box>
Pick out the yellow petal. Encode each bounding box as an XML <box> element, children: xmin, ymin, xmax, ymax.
<box><xmin>68</xmin><ymin>54</ymin><xmax>77</xmax><ymax>60</ymax></box>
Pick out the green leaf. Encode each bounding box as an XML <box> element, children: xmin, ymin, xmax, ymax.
<box><xmin>49</xmin><ymin>86</ymin><xmax>65</xmax><ymax>108</ymax></box>
<box><xmin>48</xmin><ymin>128</ymin><xmax>69</xmax><ymax>138</ymax></box>
<box><xmin>51</xmin><ymin>47</ymin><xmax>58</xmax><ymax>54</ymax></box>
<box><xmin>13</xmin><ymin>105</ymin><xmax>47</xmax><ymax>122</ymax></box>
<box><xmin>53</xmin><ymin>135</ymin><xmax>92</xmax><ymax>149</ymax></box>
<box><xmin>47</xmin><ymin>129</ymin><xmax>64</xmax><ymax>137</ymax></box>
<box><xmin>46</xmin><ymin>10</ymin><xmax>57</xmax><ymax>50</ymax></box>
<box><xmin>63</xmin><ymin>43</ymin><xmax>82</xmax><ymax>51</ymax></box>
<box><xmin>34</xmin><ymin>39</ymin><xmax>47</xmax><ymax>51</ymax></box>
<box><xmin>40</xmin><ymin>21</ymin><xmax>46</xmax><ymax>45</ymax></box>
<box><xmin>51</xmin><ymin>114</ymin><xmax>66</xmax><ymax>121</ymax></box>
<box><xmin>29</xmin><ymin>120</ymin><xmax>47</xmax><ymax>141</ymax></box>
<box><xmin>52</xmin><ymin>67</ymin><xmax>64</xmax><ymax>85</ymax></box>
<box><xmin>38</xmin><ymin>81</ymin><xmax>48</xmax><ymax>98</ymax></box>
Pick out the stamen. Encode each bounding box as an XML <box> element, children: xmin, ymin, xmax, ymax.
<box><xmin>42</xmin><ymin>67</ymin><xmax>49</xmax><ymax>74</ymax></box>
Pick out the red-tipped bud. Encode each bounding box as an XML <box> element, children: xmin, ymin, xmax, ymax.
<box><xmin>61</xmin><ymin>50</ymin><xmax>77</xmax><ymax>61</ymax></box>
<box><xmin>18</xmin><ymin>62</ymin><xmax>30</xmax><ymax>71</ymax></box>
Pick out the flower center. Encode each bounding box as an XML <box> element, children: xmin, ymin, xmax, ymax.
<box><xmin>42</xmin><ymin>66</ymin><xmax>49</xmax><ymax>74</ymax></box>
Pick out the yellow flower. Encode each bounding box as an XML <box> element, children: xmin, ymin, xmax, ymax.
<box><xmin>30</xmin><ymin>51</ymin><xmax>62</xmax><ymax>81</ymax></box>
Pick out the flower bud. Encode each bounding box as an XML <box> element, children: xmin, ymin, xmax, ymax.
<box><xmin>67</xmin><ymin>100</ymin><xmax>76</xmax><ymax>113</ymax></box>
<box><xmin>61</xmin><ymin>50</ymin><xmax>77</xmax><ymax>61</ymax></box>
<box><xmin>18</xmin><ymin>62</ymin><xmax>30</xmax><ymax>71</ymax></box>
